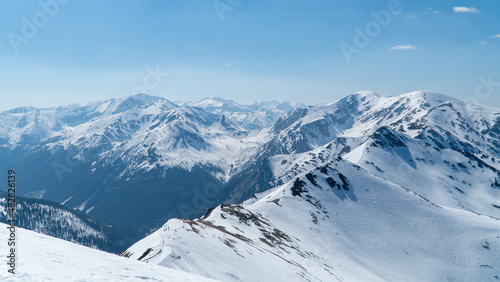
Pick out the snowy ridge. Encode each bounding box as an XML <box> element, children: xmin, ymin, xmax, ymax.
<box><xmin>262</xmin><ymin>90</ymin><xmax>467</xmax><ymax>155</ymax></box>
<box><xmin>343</xmin><ymin>126</ymin><xmax>500</xmax><ymax>218</ymax></box>
<box><xmin>125</xmin><ymin>159</ymin><xmax>500</xmax><ymax>281</ymax></box>
<box><xmin>230</xmin><ymin>90</ymin><xmax>500</xmax><ymax>216</ymax></box>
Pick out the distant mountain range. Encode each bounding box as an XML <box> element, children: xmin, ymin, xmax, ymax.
<box><xmin>0</xmin><ymin>94</ymin><xmax>305</xmax><ymax>247</ymax></box>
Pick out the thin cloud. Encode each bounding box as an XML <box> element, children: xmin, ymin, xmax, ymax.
<box><xmin>390</xmin><ymin>45</ymin><xmax>417</xmax><ymax>50</ymax></box>
<box><xmin>490</xmin><ymin>34</ymin><xmax>500</xmax><ymax>39</ymax></box>
<box><xmin>452</xmin><ymin>7</ymin><xmax>479</xmax><ymax>13</ymax></box>
<box><xmin>423</xmin><ymin>8</ymin><xmax>440</xmax><ymax>15</ymax></box>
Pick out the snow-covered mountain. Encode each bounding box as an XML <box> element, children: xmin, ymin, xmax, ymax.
<box><xmin>183</xmin><ymin>97</ymin><xmax>306</xmax><ymax>130</ymax></box>
<box><xmin>227</xmin><ymin>91</ymin><xmax>500</xmax><ymax>214</ymax></box>
<box><xmin>0</xmin><ymin>223</ymin><xmax>217</xmax><ymax>281</ymax></box>
<box><xmin>123</xmin><ymin>90</ymin><xmax>500</xmax><ymax>281</ymax></box>
<box><xmin>3</xmin><ymin>90</ymin><xmax>500</xmax><ymax>281</ymax></box>
<box><xmin>125</xmin><ymin>158</ymin><xmax>500</xmax><ymax>281</ymax></box>
<box><xmin>0</xmin><ymin>94</ymin><xmax>303</xmax><ymax>246</ymax></box>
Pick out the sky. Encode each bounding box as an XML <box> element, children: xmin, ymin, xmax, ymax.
<box><xmin>0</xmin><ymin>0</ymin><xmax>499</xmax><ymax>110</ymax></box>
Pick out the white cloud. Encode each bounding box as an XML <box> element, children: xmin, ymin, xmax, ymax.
<box><xmin>390</xmin><ymin>45</ymin><xmax>417</xmax><ymax>50</ymax></box>
<box><xmin>423</xmin><ymin>8</ymin><xmax>440</xmax><ymax>15</ymax></box>
<box><xmin>481</xmin><ymin>41</ymin><xmax>486</xmax><ymax>45</ymax></box>
<box><xmin>452</xmin><ymin>7</ymin><xmax>479</xmax><ymax>13</ymax></box>
<box><xmin>490</xmin><ymin>34</ymin><xmax>500</xmax><ymax>39</ymax></box>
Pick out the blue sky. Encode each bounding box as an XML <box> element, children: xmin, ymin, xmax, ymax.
<box><xmin>0</xmin><ymin>0</ymin><xmax>499</xmax><ymax>110</ymax></box>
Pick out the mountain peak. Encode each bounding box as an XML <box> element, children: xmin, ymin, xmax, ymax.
<box><xmin>326</xmin><ymin>90</ymin><xmax>380</xmax><ymax>107</ymax></box>
<box><xmin>194</xmin><ymin>97</ymin><xmax>237</xmax><ymax>108</ymax></box>
<box><xmin>122</xmin><ymin>93</ymin><xmax>166</xmax><ymax>103</ymax></box>
<box><xmin>109</xmin><ymin>93</ymin><xmax>177</xmax><ymax>114</ymax></box>
<box><xmin>353</xmin><ymin>90</ymin><xmax>380</xmax><ymax>97</ymax></box>
<box><xmin>3</xmin><ymin>106</ymin><xmax>38</xmax><ymax>114</ymax></box>
<box><xmin>398</xmin><ymin>90</ymin><xmax>458</xmax><ymax>104</ymax></box>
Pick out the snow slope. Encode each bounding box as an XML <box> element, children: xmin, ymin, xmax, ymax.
<box><xmin>125</xmin><ymin>159</ymin><xmax>500</xmax><ymax>281</ymax></box>
<box><xmin>229</xmin><ymin>90</ymin><xmax>500</xmax><ymax>216</ymax></box>
<box><xmin>0</xmin><ymin>223</ymin><xmax>217</xmax><ymax>281</ymax></box>
<box><xmin>343</xmin><ymin>126</ymin><xmax>500</xmax><ymax>218</ymax></box>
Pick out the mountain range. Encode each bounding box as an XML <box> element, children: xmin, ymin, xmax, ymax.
<box><xmin>123</xmin><ymin>91</ymin><xmax>500</xmax><ymax>281</ymax></box>
<box><xmin>0</xmin><ymin>94</ymin><xmax>305</xmax><ymax>247</ymax></box>
<box><xmin>2</xmin><ymin>91</ymin><xmax>500</xmax><ymax>281</ymax></box>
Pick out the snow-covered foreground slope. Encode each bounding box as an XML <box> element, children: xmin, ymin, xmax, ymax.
<box><xmin>125</xmin><ymin>159</ymin><xmax>500</xmax><ymax>281</ymax></box>
<box><xmin>0</xmin><ymin>223</ymin><xmax>217</xmax><ymax>281</ymax></box>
